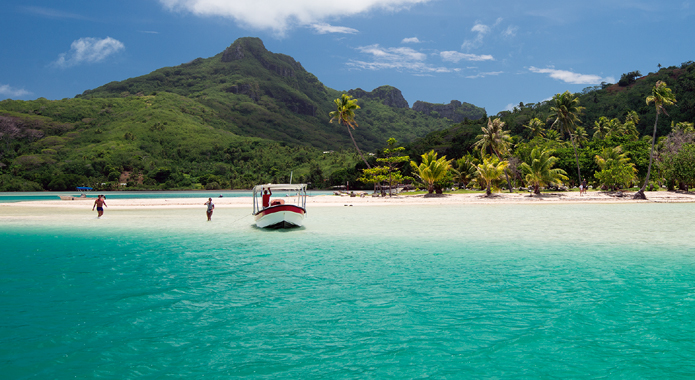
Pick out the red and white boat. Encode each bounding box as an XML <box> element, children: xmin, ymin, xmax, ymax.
<box><xmin>252</xmin><ymin>183</ymin><xmax>307</xmax><ymax>228</ymax></box>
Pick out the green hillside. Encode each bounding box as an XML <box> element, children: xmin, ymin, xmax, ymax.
<box><xmin>403</xmin><ymin>62</ymin><xmax>695</xmax><ymax>189</ymax></box>
<box><xmin>78</xmin><ymin>37</ymin><xmax>481</xmax><ymax>152</ymax></box>
<box><xmin>0</xmin><ymin>93</ymin><xmax>357</xmax><ymax>191</ymax></box>
<box><xmin>0</xmin><ymin>37</ymin><xmax>487</xmax><ymax>191</ymax></box>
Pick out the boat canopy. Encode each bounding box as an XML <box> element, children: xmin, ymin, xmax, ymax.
<box><xmin>252</xmin><ymin>183</ymin><xmax>307</xmax><ymax>193</ymax></box>
<box><xmin>252</xmin><ymin>183</ymin><xmax>307</xmax><ymax>215</ymax></box>
<box><xmin>76</xmin><ymin>186</ymin><xmax>94</xmax><ymax>191</ymax></box>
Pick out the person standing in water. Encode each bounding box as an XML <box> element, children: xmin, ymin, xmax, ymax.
<box><xmin>204</xmin><ymin>198</ymin><xmax>215</xmax><ymax>221</ymax></box>
<box><xmin>92</xmin><ymin>195</ymin><xmax>107</xmax><ymax>218</ymax></box>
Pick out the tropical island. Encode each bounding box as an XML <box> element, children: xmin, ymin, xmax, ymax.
<box><xmin>1</xmin><ymin>37</ymin><xmax>694</xmax><ymax>200</ymax></box>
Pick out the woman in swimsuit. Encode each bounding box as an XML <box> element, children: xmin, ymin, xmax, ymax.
<box><xmin>204</xmin><ymin>198</ymin><xmax>215</xmax><ymax>221</ymax></box>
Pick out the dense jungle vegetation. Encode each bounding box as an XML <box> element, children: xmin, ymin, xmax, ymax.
<box><xmin>384</xmin><ymin>61</ymin><xmax>695</xmax><ymax>193</ymax></box>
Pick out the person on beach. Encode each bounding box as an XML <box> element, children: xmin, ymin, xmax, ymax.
<box><xmin>581</xmin><ymin>179</ymin><xmax>588</xmax><ymax>195</ymax></box>
<box><xmin>92</xmin><ymin>195</ymin><xmax>107</xmax><ymax>218</ymax></box>
<box><xmin>262</xmin><ymin>188</ymin><xmax>272</xmax><ymax>208</ymax></box>
<box><xmin>204</xmin><ymin>198</ymin><xmax>215</xmax><ymax>221</ymax></box>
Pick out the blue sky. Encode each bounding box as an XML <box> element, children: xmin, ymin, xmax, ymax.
<box><xmin>1</xmin><ymin>0</ymin><xmax>694</xmax><ymax>114</ymax></box>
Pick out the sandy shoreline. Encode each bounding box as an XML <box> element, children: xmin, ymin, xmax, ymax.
<box><xmin>1</xmin><ymin>191</ymin><xmax>694</xmax><ymax>209</ymax></box>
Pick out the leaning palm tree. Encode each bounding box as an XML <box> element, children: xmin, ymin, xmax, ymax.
<box><xmin>410</xmin><ymin>150</ymin><xmax>452</xmax><ymax>194</ymax></box>
<box><xmin>634</xmin><ymin>80</ymin><xmax>677</xmax><ymax>199</ymax></box>
<box><xmin>473</xmin><ymin>117</ymin><xmax>514</xmax><ymax>192</ymax></box>
<box><xmin>476</xmin><ymin>156</ymin><xmax>509</xmax><ymax>196</ymax></box>
<box><xmin>329</xmin><ymin>94</ymin><xmax>370</xmax><ymax>168</ymax></box>
<box><xmin>550</xmin><ymin>91</ymin><xmax>585</xmax><ymax>186</ymax></box>
<box><xmin>519</xmin><ymin>147</ymin><xmax>568</xmax><ymax>195</ymax></box>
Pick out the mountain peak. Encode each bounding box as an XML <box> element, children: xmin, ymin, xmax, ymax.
<box><xmin>348</xmin><ymin>85</ymin><xmax>409</xmax><ymax>109</ymax></box>
<box><xmin>221</xmin><ymin>37</ymin><xmax>266</xmax><ymax>62</ymax></box>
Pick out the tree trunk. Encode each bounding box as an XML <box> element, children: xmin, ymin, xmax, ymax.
<box><xmin>345</xmin><ymin>124</ymin><xmax>370</xmax><ymax>169</ymax></box>
<box><xmin>534</xmin><ymin>185</ymin><xmax>540</xmax><ymax>195</ymax></box>
<box><xmin>635</xmin><ymin>113</ymin><xmax>659</xmax><ymax>200</ymax></box>
<box><xmin>570</xmin><ymin>135</ymin><xmax>582</xmax><ymax>188</ymax></box>
<box><xmin>493</xmin><ymin>148</ymin><xmax>513</xmax><ymax>193</ymax></box>
<box><xmin>486</xmin><ymin>183</ymin><xmax>492</xmax><ymax>196</ymax></box>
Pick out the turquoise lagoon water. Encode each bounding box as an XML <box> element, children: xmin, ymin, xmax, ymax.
<box><xmin>1</xmin><ymin>203</ymin><xmax>695</xmax><ymax>378</ymax></box>
<box><xmin>0</xmin><ymin>190</ymin><xmax>333</xmax><ymax>203</ymax></box>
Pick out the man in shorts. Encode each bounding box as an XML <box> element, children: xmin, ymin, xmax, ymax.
<box><xmin>92</xmin><ymin>195</ymin><xmax>107</xmax><ymax>218</ymax></box>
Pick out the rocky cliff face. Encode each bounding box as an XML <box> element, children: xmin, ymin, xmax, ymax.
<box><xmin>412</xmin><ymin>100</ymin><xmax>486</xmax><ymax>122</ymax></box>
<box><xmin>348</xmin><ymin>86</ymin><xmax>409</xmax><ymax>109</ymax></box>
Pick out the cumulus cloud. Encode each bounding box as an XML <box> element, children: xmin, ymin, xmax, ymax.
<box><xmin>440</xmin><ymin>51</ymin><xmax>494</xmax><ymax>63</ymax></box>
<box><xmin>53</xmin><ymin>37</ymin><xmax>125</xmax><ymax>68</ymax></box>
<box><xmin>529</xmin><ymin>66</ymin><xmax>615</xmax><ymax>84</ymax></box>
<box><xmin>159</xmin><ymin>0</ymin><xmax>431</xmax><ymax>34</ymax></box>
<box><xmin>0</xmin><ymin>84</ymin><xmax>31</xmax><ymax>98</ymax></box>
<box><xmin>401</xmin><ymin>37</ymin><xmax>420</xmax><ymax>43</ymax></box>
<box><xmin>311</xmin><ymin>23</ymin><xmax>358</xmax><ymax>34</ymax></box>
<box><xmin>348</xmin><ymin>44</ymin><xmax>456</xmax><ymax>73</ymax></box>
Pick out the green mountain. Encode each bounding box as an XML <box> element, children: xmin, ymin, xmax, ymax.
<box><xmin>0</xmin><ymin>37</ymin><xmax>487</xmax><ymax>191</ymax></box>
<box><xmin>78</xmin><ymin>37</ymin><xmax>485</xmax><ymax>152</ymax></box>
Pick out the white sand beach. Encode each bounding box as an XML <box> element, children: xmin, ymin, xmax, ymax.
<box><xmin>2</xmin><ymin>191</ymin><xmax>694</xmax><ymax>210</ymax></box>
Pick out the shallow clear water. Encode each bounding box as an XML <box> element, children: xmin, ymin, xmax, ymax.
<box><xmin>2</xmin><ymin>203</ymin><xmax>695</xmax><ymax>378</ymax></box>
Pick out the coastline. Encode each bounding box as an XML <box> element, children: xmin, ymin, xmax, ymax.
<box><xmin>2</xmin><ymin>191</ymin><xmax>694</xmax><ymax>209</ymax></box>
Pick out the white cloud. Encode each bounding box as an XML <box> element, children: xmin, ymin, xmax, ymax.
<box><xmin>311</xmin><ymin>23</ymin><xmax>358</xmax><ymax>34</ymax></box>
<box><xmin>529</xmin><ymin>66</ymin><xmax>615</xmax><ymax>84</ymax></box>
<box><xmin>401</xmin><ymin>37</ymin><xmax>420</xmax><ymax>43</ymax></box>
<box><xmin>0</xmin><ymin>84</ymin><xmax>31</xmax><ymax>98</ymax></box>
<box><xmin>23</xmin><ymin>6</ymin><xmax>87</xmax><ymax>20</ymax></box>
<box><xmin>462</xmin><ymin>22</ymin><xmax>490</xmax><ymax>50</ymax></box>
<box><xmin>440</xmin><ymin>51</ymin><xmax>494</xmax><ymax>62</ymax></box>
<box><xmin>502</xmin><ymin>25</ymin><xmax>518</xmax><ymax>38</ymax></box>
<box><xmin>466</xmin><ymin>71</ymin><xmax>503</xmax><ymax>79</ymax></box>
<box><xmin>54</xmin><ymin>37</ymin><xmax>125</xmax><ymax>68</ymax></box>
<box><xmin>348</xmin><ymin>44</ymin><xmax>456</xmax><ymax>73</ymax></box>
<box><xmin>159</xmin><ymin>0</ymin><xmax>431</xmax><ymax>35</ymax></box>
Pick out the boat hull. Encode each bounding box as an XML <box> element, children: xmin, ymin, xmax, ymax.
<box><xmin>254</xmin><ymin>205</ymin><xmax>305</xmax><ymax>228</ymax></box>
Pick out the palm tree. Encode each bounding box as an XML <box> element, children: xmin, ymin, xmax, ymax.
<box><xmin>476</xmin><ymin>156</ymin><xmax>509</xmax><ymax>196</ymax></box>
<box><xmin>635</xmin><ymin>80</ymin><xmax>677</xmax><ymax>199</ymax></box>
<box><xmin>605</xmin><ymin>118</ymin><xmax>624</xmax><ymax>139</ymax></box>
<box><xmin>473</xmin><ymin>117</ymin><xmax>514</xmax><ymax>192</ymax></box>
<box><xmin>550</xmin><ymin>91</ymin><xmax>585</xmax><ymax>186</ymax></box>
<box><xmin>519</xmin><ymin>147</ymin><xmax>568</xmax><ymax>195</ymax></box>
<box><xmin>410</xmin><ymin>150</ymin><xmax>453</xmax><ymax>194</ymax></box>
<box><xmin>593</xmin><ymin>116</ymin><xmax>610</xmax><ymax>140</ymax></box>
<box><xmin>623</xmin><ymin>111</ymin><xmax>640</xmax><ymax>140</ymax></box>
<box><xmin>594</xmin><ymin>146</ymin><xmax>632</xmax><ymax>170</ymax></box>
<box><xmin>574</xmin><ymin>126</ymin><xmax>589</xmax><ymax>147</ymax></box>
<box><xmin>595</xmin><ymin>146</ymin><xmax>637</xmax><ymax>191</ymax></box>
<box><xmin>524</xmin><ymin>118</ymin><xmax>546</xmax><ymax>139</ymax></box>
<box><xmin>329</xmin><ymin>94</ymin><xmax>370</xmax><ymax>168</ymax></box>
<box><xmin>451</xmin><ymin>154</ymin><xmax>478</xmax><ymax>189</ymax></box>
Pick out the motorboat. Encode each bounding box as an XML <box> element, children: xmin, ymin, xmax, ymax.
<box><xmin>252</xmin><ymin>183</ymin><xmax>307</xmax><ymax>228</ymax></box>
